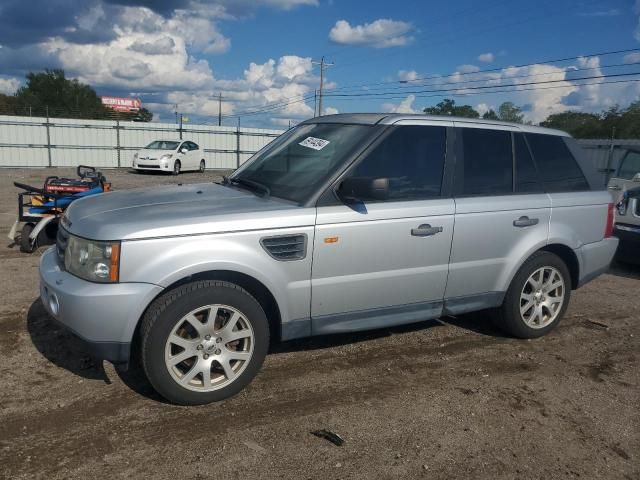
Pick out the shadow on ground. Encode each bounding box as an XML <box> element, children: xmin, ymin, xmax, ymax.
<box><xmin>26</xmin><ymin>296</ymin><xmax>507</xmax><ymax>401</ymax></box>
<box><xmin>608</xmin><ymin>260</ymin><xmax>640</xmax><ymax>280</ymax></box>
<box><xmin>26</xmin><ymin>299</ymin><xmax>111</xmax><ymax>383</ymax></box>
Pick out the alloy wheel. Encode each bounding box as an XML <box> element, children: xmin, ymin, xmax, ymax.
<box><xmin>519</xmin><ymin>266</ymin><xmax>565</xmax><ymax>329</ymax></box>
<box><xmin>164</xmin><ymin>304</ymin><xmax>254</xmax><ymax>392</ymax></box>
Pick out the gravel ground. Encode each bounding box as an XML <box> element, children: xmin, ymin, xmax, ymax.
<box><xmin>0</xmin><ymin>168</ymin><xmax>638</xmax><ymax>480</ymax></box>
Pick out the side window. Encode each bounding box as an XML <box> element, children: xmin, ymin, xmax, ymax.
<box><xmin>457</xmin><ymin>128</ymin><xmax>513</xmax><ymax>196</ymax></box>
<box><xmin>190</xmin><ymin>142</ymin><xmax>199</xmax><ymax>151</ymax></box>
<box><xmin>618</xmin><ymin>151</ymin><xmax>640</xmax><ymax>180</ymax></box>
<box><xmin>525</xmin><ymin>133</ymin><xmax>590</xmax><ymax>192</ymax></box>
<box><xmin>346</xmin><ymin>125</ymin><xmax>446</xmax><ymax>201</ymax></box>
<box><xmin>177</xmin><ymin>142</ymin><xmax>185</xmax><ymax>152</ymax></box>
<box><xmin>514</xmin><ymin>133</ymin><xmax>542</xmax><ymax>193</ymax></box>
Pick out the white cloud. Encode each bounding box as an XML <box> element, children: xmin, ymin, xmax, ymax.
<box><xmin>478</xmin><ymin>52</ymin><xmax>495</xmax><ymax>63</ymax></box>
<box><xmin>456</xmin><ymin>64</ymin><xmax>480</xmax><ymax>74</ymax></box>
<box><xmin>624</xmin><ymin>52</ymin><xmax>640</xmax><ymax>64</ymax></box>
<box><xmin>398</xmin><ymin>69</ymin><xmax>418</xmax><ymax>82</ymax></box>
<box><xmin>130</xmin><ymin>36</ymin><xmax>176</xmax><ymax>55</ymax></box>
<box><xmin>382</xmin><ymin>94</ymin><xmax>418</xmax><ymax>114</ymax></box>
<box><xmin>323</xmin><ymin>106</ymin><xmax>339</xmax><ymax>115</ymax></box>
<box><xmin>261</xmin><ymin>0</ymin><xmax>319</xmax><ymax>9</ymax></box>
<box><xmin>276</xmin><ymin>55</ymin><xmax>313</xmax><ymax>80</ymax></box>
<box><xmin>0</xmin><ymin>77</ymin><xmax>20</xmax><ymax>95</ymax></box>
<box><xmin>475</xmin><ymin>103</ymin><xmax>493</xmax><ymax>116</ymax></box>
<box><xmin>329</xmin><ymin>19</ymin><xmax>414</xmax><ymax>48</ymax></box>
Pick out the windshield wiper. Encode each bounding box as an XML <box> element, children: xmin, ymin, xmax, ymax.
<box><xmin>223</xmin><ymin>176</ymin><xmax>271</xmax><ymax>198</ymax></box>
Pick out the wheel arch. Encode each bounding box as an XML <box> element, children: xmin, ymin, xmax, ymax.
<box><xmin>133</xmin><ymin>270</ymin><xmax>283</xmax><ymax>351</ymax></box>
<box><xmin>539</xmin><ymin>243</ymin><xmax>580</xmax><ymax>290</ymax></box>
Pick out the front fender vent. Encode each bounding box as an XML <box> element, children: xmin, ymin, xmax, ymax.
<box><xmin>260</xmin><ymin>234</ymin><xmax>307</xmax><ymax>261</ymax></box>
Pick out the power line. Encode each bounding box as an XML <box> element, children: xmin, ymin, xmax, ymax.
<box><xmin>323</xmin><ymin>71</ymin><xmax>640</xmax><ymax>99</ymax></box>
<box><xmin>326</xmin><ymin>47</ymin><xmax>640</xmax><ymax>94</ymax></box>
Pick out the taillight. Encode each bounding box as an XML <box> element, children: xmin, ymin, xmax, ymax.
<box><xmin>604</xmin><ymin>202</ymin><xmax>615</xmax><ymax>238</ymax></box>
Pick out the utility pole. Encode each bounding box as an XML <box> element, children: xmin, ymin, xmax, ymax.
<box><xmin>312</xmin><ymin>56</ymin><xmax>333</xmax><ymax>116</ymax></box>
<box><xmin>218</xmin><ymin>93</ymin><xmax>222</xmax><ymax>126</ymax></box>
<box><xmin>179</xmin><ymin>113</ymin><xmax>183</xmax><ymax>140</ymax></box>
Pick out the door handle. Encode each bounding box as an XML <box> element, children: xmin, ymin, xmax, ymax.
<box><xmin>411</xmin><ymin>224</ymin><xmax>443</xmax><ymax>237</ymax></box>
<box><xmin>513</xmin><ymin>216</ymin><xmax>539</xmax><ymax>228</ymax></box>
<box><xmin>608</xmin><ymin>185</ymin><xmax>622</xmax><ymax>191</ymax></box>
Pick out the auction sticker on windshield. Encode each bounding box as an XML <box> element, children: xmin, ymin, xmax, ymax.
<box><xmin>299</xmin><ymin>137</ymin><xmax>330</xmax><ymax>151</ymax></box>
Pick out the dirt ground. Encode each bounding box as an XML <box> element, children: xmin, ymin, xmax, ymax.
<box><xmin>0</xmin><ymin>167</ymin><xmax>638</xmax><ymax>480</ymax></box>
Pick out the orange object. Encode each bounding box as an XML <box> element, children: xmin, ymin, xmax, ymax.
<box><xmin>324</xmin><ymin>236</ymin><xmax>339</xmax><ymax>244</ymax></box>
<box><xmin>109</xmin><ymin>243</ymin><xmax>120</xmax><ymax>282</ymax></box>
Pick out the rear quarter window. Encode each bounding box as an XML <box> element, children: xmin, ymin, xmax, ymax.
<box><xmin>525</xmin><ymin>133</ymin><xmax>590</xmax><ymax>192</ymax></box>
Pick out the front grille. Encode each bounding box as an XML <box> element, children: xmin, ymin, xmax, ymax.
<box><xmin>260</xmin><ymin>234</ymin><xmax>307</xmax><ymax>261</ymax></box>
<box><xmin>138</xmin><ymin>164</ymin><xmax>160</xmax><ymax>168</ymax></box>
<box><xmin>56</xmin><ymin>226</ymin><xmax>69</xmax><ymax>266</ymax></box>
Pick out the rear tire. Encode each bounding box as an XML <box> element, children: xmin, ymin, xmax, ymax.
<box><xmin>141</xmin><ymin>280</ymin><xmax>269</xmax><ymax>405</ymax></box>
<box><xmin>199</xmin><ymin>159</ymin><xmax>205</xmax><ymax>173</ymax></box>
<box><xmin>19</xmin><ymin>223</ymin><xmax>37</xmax><ymax>253</ymax></box>
<box><xmin>495</xmin><ymin>251</ymin><xmax>571</xmax><ymax>338</ymax></box>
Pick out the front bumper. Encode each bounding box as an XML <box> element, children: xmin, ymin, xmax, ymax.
<box><xmin>133</xmin><ymin>159</ymin><xmax>171</xmax><ymax>172</ymax></box>
<box><xmin>614</xmin><ymin>223</ymin><xmax>640</xmax><ymax>263</ymax></box>
<box><xmin>39</xmin><ymin>247</ymin><xmax>163</xmax><ymax>364</ymax></box>
<box><xmin>575</xmin><ymin>237</ymin><xmax>619</xmax><ymax>288</ymax></box>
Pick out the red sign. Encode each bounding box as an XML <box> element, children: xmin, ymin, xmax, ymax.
<box><xmin>101</xmin><ymin>96</ymin><xmax>141</xmax><ymax>112</ymax></box>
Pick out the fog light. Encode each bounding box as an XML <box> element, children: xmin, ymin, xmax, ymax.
<box><xmin>49</xmin><ymin>293</ymin><xmax>59</xmax><ymax>316</ymax></box>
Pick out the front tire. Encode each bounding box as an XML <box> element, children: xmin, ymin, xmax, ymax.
<box><xmin>172</xmin><ymin>160</ymin><xmax>181</xmax><ymax>175</ymax></box>
<box><xmin>495</xmin><ymin>251</ymin><xmax>571</xmax><ymax>338</ymax></box>
<box><xmin>141</xmin><ymin>281</ymin><xmax>269</xmax><ymax>405</ymax></box>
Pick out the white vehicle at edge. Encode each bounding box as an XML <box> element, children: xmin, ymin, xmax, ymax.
<box><xmin>132</xmin><ymin>140</ymin><xmax>206</xmax><ymax>175</ymax></box>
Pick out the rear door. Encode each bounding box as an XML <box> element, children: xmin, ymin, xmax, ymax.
<box><xmin>311</xmin><ymin>123</ymin><xmax>455</xmax><ymax>334</ymax></box>
<box><xmin>445</xmin><ymin>125</ymin><xmax>551</xmax><ymax>310</ymax></box>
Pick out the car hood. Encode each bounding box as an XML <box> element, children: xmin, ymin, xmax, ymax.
<box><xmin>64</xmin><ymin>183</ymin><xmax>314</xmax><ymax>240</ymax></box>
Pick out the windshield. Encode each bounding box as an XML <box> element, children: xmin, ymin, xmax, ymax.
<box><xmin>231</xmin><ymin>123</ymin><xmax>374</xmax><ymax>203</ymax></box>
<box><xmin>145</xmin><ymin>140</ymin><xmax>180</xmax><ymax>150</ymax></box>
<box><xmin>618</xmin><ymin>151</ymin><xmax>640</xmax><ymax>180</ymax></box>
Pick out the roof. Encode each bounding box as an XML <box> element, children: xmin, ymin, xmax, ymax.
<box><xmin>302</xmin><ymin>113</ymin><xmax>570</xmax><ymax>137</ymax></box>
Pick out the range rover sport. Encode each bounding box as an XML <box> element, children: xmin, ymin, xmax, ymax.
<box><xmin>40</xmin><ymin>114</ymin><xmax>618</xmax><ymax>405</ymax></box>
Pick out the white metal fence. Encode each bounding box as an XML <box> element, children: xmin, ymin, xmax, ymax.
<box><xmin>0</xmin><ymin>115</ymin><xmax>284</xmax><ymax>169</ymax></box>
<box><xmin>577</xmin><ymin>139</ymin><xmax>640</xmax><ymax>186</ymax></box>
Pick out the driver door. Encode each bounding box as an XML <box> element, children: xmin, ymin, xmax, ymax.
<box><xmin>311</xmin><ymin>124</ymin><xmax>455</xmax><ymax>335</ymax></box>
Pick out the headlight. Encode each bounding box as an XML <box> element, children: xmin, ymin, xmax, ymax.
<box><xmin>160</xmin><ymin>154</ymin><xmax>173</xmax><ymax>163</ymax></box>
<box><xmin>65</xmin><ymin>234</ymin><xmax>120</xmax><ymax>283</ymax></box>
<box><xmin>133</xmin><ymin>153</ymin><xmax>138</xmax><ymax>160</ymax></box>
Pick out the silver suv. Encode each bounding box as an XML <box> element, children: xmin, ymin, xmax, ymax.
<box><xmin>40</xmin><ymin>114</ymin><xmax>618</xmax><ymax>405</ymax></box>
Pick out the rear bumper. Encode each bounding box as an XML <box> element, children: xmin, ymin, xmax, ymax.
<box><xmin>575</xmin><ymin>237</ymin><xmax>619</xmax><ymax>288</ymax></box>
<box><xmin>39</xmin><ymin>247</ymin><xmax>162</xmax><ymax>364</ymax></box>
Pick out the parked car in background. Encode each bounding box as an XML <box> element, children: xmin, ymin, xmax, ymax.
<box><xmin>132</xmin><ymin>140</ymin><xmax>206</xmax><ymax>175</ymax></box>
<box><xmin>608</xmin><ymin>148</ymin><xmax>640</xmax><ymax>263</ymax></box>
<box><xmin>41</xmin><ymin>114</ymin><xmax>617</xmax><ymax>405</ymax></box>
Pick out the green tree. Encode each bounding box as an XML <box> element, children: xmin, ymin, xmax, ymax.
<box><xmin>423</xmin><ymin>98</ymin><xmax>480</xmax><ymax>118</ymax></box>
<box><xmin>497</xmin><ymin>101</ymin><xmax>524</xmax><ymax>123</ymax></box>
<box><xmin>14</xmin><ymin>69</ymin><xmax>107</xmax><ymax>118</ymax></box>
<box><xmin>540</xmin><ymin>111</ymin><xmax>605</xmax><ymax>138</ymax></box>
<box><xmin>482</xmin><ymin>109</ymin><xmax>499</xmax><ymax>120</ymax></box>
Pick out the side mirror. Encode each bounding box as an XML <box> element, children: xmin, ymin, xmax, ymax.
<box><xmin>339</xmin><ymin>177</ymin><xmax>390</xmax><ymax>201</ymax></box>
<box><xmin>180</xmin><ymin>148</ymin><xmax>188</xmax><ymax>154</ymax></box>
<box><xmin>632</xmin><ymin>173</ymin><xmax>640</xmax><ymax>182</ymax></box>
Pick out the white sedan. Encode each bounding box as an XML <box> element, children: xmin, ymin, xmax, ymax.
<box><xmin>132</xmin><ymin>140</ymin><xmax>206</xmax><ymax>175</ymax></box>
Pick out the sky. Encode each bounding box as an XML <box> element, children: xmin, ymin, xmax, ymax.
<box><xmin>0</xmin><ymin>0</ymin><xmax>639</xmax><ymax>128</ymax></box>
